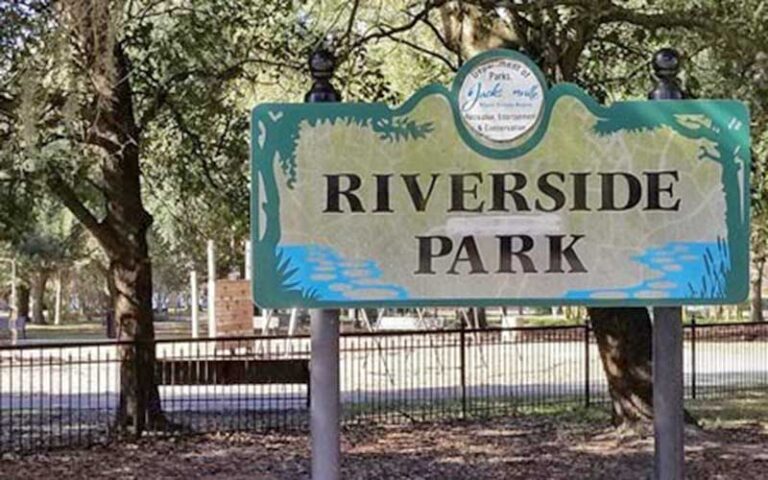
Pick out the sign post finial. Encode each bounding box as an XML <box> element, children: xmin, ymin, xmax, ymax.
<box><xmin>305</xmin><ymin>47</ymin><xmax>341</xmax><ymax>103</ymax></box>
<box><xmin>649</xmin><ymin>48</ymin><xmax>684</xmax><ymax>100</ymax></box>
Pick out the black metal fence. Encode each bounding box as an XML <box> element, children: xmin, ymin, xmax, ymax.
<box><xmin>1</xmin><ymin>321</ymin><xmax>766</xmax><ymax>453</ymax></box>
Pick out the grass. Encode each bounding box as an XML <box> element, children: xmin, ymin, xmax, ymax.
<box><xmin>20</xmin><ymin>318</ymin><xmax>196</xmax><ymax>342</ymax></box>
<box><xmin>688</xmin><ymin>390</ymin><xmax>768</xmax><ymax>427</ymax></box>
<box><xmin>341</xmin><ymin>395</ymin><xmax>613</xmax><ymax>427</ymax></box>
<box><xmin>515</xmin><ymin>316</ymin><xmax>585</xmax><ymax>327</ymax></box>
<box><xmin>343</xmin><ymin>390</ymin><xmax>768</xmax><ymax>429</ymax></box>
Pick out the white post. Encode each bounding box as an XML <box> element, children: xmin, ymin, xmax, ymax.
<box><xmin>54</xmin><ymin>273</ymin><xmax>62</xmax><ymax>326</ymax></box>
<box><xmin>207</xmin><ymin>240</ymin><xmax>217</xmax><ymax>338</ymax></box>
<box><xmin>10</xmin><ymin>259</ymin><xmax>17</xmax><ymax>318</ymax></box>
<box><xmin>262</xmin><ymin>308</ymin><xmax>272</xmax><ymax>335</ymax></box>
<box><xmin>288</xmin><ymin>308</ymin><xmax>299</xmax><ymax>336</ymax></box>
<box><xmin>653</xmin><ymin>306</ymin><xmax>685</xmax><ymax>480</ymax></box>
<box><xmin>190</xmin><ymin>270</ymin><xmax>199</xmax><ymax>338</ymax></box>
<box><xmin>9</xmin><ymin>258</ymin><xmax>17</xmax><ymax>344</ymax></box>
<box><xmin>311</xmin><ymin>309</ymin><xmax>340</xmax><ymax>480</ymax></box>
<box><xmin>245</xmin><ymin>240</ymin><xmax>252</xmax><ymax>281</ymax></box>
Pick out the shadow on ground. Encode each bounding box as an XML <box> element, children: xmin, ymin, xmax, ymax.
<box><xmin>2</xmin><ymin>398</ymin><xmax>767</xmax><ymax>480</ymax></box>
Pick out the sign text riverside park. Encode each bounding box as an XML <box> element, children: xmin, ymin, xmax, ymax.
<box><xmin>250</xmin><ymin>50</ymin><xmax>750</xmax><ymax>308</ymax></box>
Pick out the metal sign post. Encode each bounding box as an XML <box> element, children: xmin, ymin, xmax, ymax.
<box><xmin>305</xmin><ymin>48</ymin><xmax>342</xmax><ymax>480</ymax></box>
<box><xmin>652</xmin><ymin>306</ymin><xmax>684</xmax><ymax>480</ymax></box>
<box><xmin>310</xmin><ymin>308</ymin><xmax>340</xmax><ymax>480</ymax></box>
<box><xmin>649</xmin><ymin>48</ymin><xmax>686</xmax><ymax>480</ymax></box>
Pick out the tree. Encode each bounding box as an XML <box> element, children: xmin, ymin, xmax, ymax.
<box><xmin>677</xmin><ymin>0</ymin><xmax>768</xmax><ymax>322</ymax></box>
<box><xmin>436</xmin><ymin>0</ymin><xmax>649</xmax><ymax>426</ymax></box>
<box><xmin>337</xmin><ymin>0</ymin><xmax>718</xmax><ymax>425</ymax></box>
<box><xmin>1</xmin><ymin>0</ymin><xmax>337</xmax><ymax>432</ymax></box>
<box><xmin>751</xmin><ymin>188</ymin><xmax>768</xmax><ymax>322</ymax></box>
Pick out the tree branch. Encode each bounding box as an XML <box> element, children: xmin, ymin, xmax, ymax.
<box><xmin>137</xmin><ymin>57</ymin><xmax>301</xmax><ymax>129</ymax></box>
<box><xmin>344</xmin><ymin>0</ymin><xmax>361</xmax><ymax>48</ymax></box>
<box><xmin>351</xmin><ymin>0</ymin><xmax>450</xmax><ymax>51</ymax></box>
<box><xmin>45</xmin><ymin>172</ymin><xmax>119</xmax><ymax>255</ymax></box>
<box><xmin>388</xmin><ymin>35</ymin><xmax>458</xmax><ymax>71</ymax></box>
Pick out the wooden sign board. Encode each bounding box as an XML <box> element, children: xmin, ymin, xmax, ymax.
<box><xmin>250</xmin><ymin>49</ymin><xmax>750</xmax><ymax>309</ymax></box>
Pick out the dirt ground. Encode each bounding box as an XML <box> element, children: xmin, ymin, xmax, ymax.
<box><xmin>2</xmin><ymin>396</ymin><xmax>767</xmax><ymax>480</ymax></box>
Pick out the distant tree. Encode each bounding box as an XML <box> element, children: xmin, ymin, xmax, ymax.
<box><xmin>0</xmin><ymin>0</ymin><xmax>304</xmax><ymax>432</ymax></box>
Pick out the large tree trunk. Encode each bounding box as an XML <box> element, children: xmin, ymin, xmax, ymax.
<box><xmin>113</xmin><ymin>249</ymin><xmax>163</xmax><ymax>432</ymax></box>
<box><xmin>588</xmin><ymin>308</ymin><xmax>653</xmax><ymax>425</ymax></box>
<box><xmin>751</xmin><ymin>256</ymin><xmax>766</xmax><ymax>322</ymax></box>
<box><xmin>30</xmin><ymin>272</ymin><xmax>49</xmax><ymax>325</ymax></box>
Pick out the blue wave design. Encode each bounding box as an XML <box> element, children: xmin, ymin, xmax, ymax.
<box><xmin>565</xmin><ymin>241</ymin><xmax>729</xmax><ymax>300</ymax></box>
<box><xmin>278</xmin><ymin>245</ymin><xmax>410</xmax><ymax>301</ymax></box>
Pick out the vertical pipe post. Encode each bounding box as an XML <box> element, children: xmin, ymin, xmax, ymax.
<box><xmin>245</xmin><ymin>240</ymin><xmax>252</xmax><ymax>281</ymax></box>
<box><xmin>649</xmin><ymin>48</ymin><xmax>685</xmax><ymax>480</ymax></box>
<box><xmin>190</xmin><ymin>270</ymin><xmax>199</xmax><ymax>338</ymax></box>
<box><xmin>310</xmin><ymin>309</ymin><xmax>340</xmax><ymax>480</ymax></box>
<box><xmin>652</xmin><ymin>307</ymin><xmax>685</xmax><ymax>480</ymax></box>
<box><xmin>10</xmin><ymin>258</ymin><xmax>17</xmax><ymax>316</ymax></box>
<box><xmin>10</xmin><ymin>258</ymin><xmax>17</xmax><ymax>344</ymax></box>
<box><xmin>584</xmin><ymin>319</ymin><xmax>591</xmax><ymax>408</ymax></box>
<box><xmin>54</xmin><ymin>273</ymin><xmax>62</xmax><ymax>326</ymax></box>
<box><xmin>207</xmin><ymin>240</ymin><xmax>217</xmax><ymax>338</ymax></box>
<box><xmin>305</xmin><ymin>46</ymin><xmax>342</xmax><ymax>480</ymax></box>
<box><xmin>691</xmin><ymin>315</ymin><xmax>697</xmax><ymax>399</ymax></box>
<box><xmin>460</xmin><ymin>323</ymin><xmax>467</xmax><ymax>419</ymax></box>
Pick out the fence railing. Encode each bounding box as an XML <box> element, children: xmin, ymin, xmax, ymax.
<box><xmin>1</xmin><ymin>321</ymin><xmax>766</xmax><ymax>453</ymax></box>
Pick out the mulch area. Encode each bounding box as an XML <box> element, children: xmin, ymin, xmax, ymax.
<box><xmin>1</xmin><ymin>415</ymin><xmax>766</xmax><ymax>479</ymax></box>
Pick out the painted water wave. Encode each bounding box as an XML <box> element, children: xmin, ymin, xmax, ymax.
<box><xmin>565</xmin><ymin>240</ymin><xmax>730</xmax><ymax>300</ymax></box>
<box><xmin>278</xmin><ymin>245</ymin><xmax>410</xmax><ymax>301</ymax></box>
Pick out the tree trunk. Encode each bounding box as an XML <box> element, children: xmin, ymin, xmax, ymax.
<box><xmin>30</xmin><ymin>272</ymin><xmax>49</xmax><ymax>325</ymax></box>
<box><xmin>469</xmin><ymin>307</ymin><xmax>488</xmax><ymax>328</ymax></box>
<box><xmin>589</xmin><ymin>308</ymin><xmax>654</xmax><ymax>425</ymax></box>
<box><xmin>17</xmin><ymin>284</ymin><xmax>30</xmax><ymax>319</ymax></box>
<box><xmin>112</xmin><ymin>251</ymin><xmax>164</xmax><ymax>432</ymax></box>
<box><xmin>751</xmin><ymin>256</ymin><xmax>766</xmax><ymax>322</ymax></box>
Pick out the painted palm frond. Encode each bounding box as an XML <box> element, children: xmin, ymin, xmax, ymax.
<box><xmin>373</xmin><ymin>116</ymin><xmax>435</xmax><ymax>142</ymax></box>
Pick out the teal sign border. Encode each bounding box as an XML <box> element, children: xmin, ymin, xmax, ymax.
<box><xmin>251</xmin><ymin>49</ymin><xmax>750</xmax><ymax>309</ymax></box>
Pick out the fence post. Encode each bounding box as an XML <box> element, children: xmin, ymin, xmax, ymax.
<box><xmin>584</xmin><ymin>319</ymin><xmax>591</xmax><ymax>408</ymax></box>
<box><xmin>691</xmin><ymin>315</ymin><xmax>697</xmax><ymax>399</ymax></box>
<box><xmin>460</xmin><ymin>323</ymin><xmax>467</xmax><ymax>419</ymax></box>
<box><xmin>132</xmin><ymin>341</ymin><xmax>145</xmax><ymax>438</ymax></box>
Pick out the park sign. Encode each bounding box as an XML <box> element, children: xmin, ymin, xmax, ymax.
<box><xmin>250</xmin><ymin>49</ymin><xmax>750</xmax><ymax>309</ymax></box>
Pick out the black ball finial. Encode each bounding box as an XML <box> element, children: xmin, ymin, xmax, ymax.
<box><xmin>308</xmin><ymin>47</ymin><xmax>336</xmax><ymax>81</ymax></box>
<box><xmin>649</xmin><ymin>48</ymin><xmax>684</xmax><ymax>100</ymax></box>
<box><xmin>652</xmin><ymin>48</ymin><xmax>680</xmax><ymax>79</ymax></box>
<box><xmin>305</xmin><ymin>46</ymin><xmax>341</xmax><ymax>103</ymax></box>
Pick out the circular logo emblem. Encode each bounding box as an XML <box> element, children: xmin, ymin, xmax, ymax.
<box><xmin>458</xmin><ymin>57</ymin><xmax>545</xmax><ymax>143</ymax></box>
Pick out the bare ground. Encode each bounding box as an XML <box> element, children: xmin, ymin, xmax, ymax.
<box><xmin>2</xmin><ymin>399</ymin><xmax>767</xmax><ymax>480</ymax></box>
